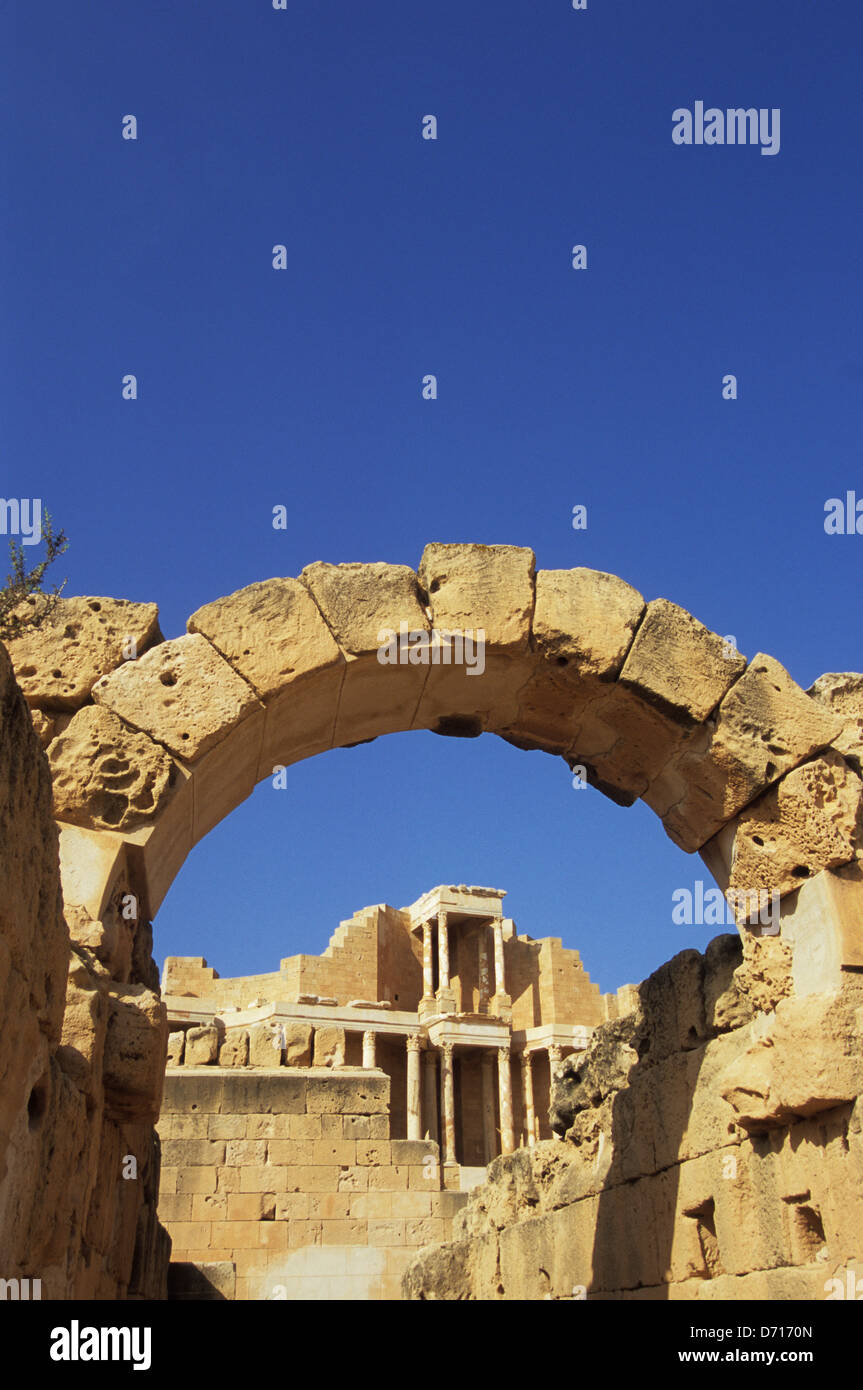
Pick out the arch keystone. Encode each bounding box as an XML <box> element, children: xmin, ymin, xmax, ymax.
<box><xmin>415</xmin><ymin>543</ymin><xmax>536</xmax><ymax>732</ymax></box>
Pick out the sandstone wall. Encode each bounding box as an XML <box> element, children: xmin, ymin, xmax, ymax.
<box><xmin>0</xmin><ymin>639</ymin><xmax>169</xmax><ymax>1299</ymax></box>
<box><xmin>404</xmin><ymin>931</ymin><xmax>863</xmax><ymax>1299</ymax></box>
<box><xmin>159</xmin><ymin>1069</ymin><xmax>468</xmax><ymax>1299</ymax></box>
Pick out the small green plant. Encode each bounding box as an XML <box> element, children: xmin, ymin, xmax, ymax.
<box><xmin>0</xmin><ymin>512</ymin><xmax>69</xmax><ymax>641</ymax></box>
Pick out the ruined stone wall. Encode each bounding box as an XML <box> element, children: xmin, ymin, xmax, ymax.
<box><xmin>159</xmin><ymin>1068</ymin><xmax>468</xmax><ymax>1299</ymax></box>
<box><xmin>404</xmin><ymin>929</ymin><xmax>863</xmax><ymax>1300</ymax></box>
<box><xmin>0</xmin><ymin>639</ymin><xmax>169</xmax><ymax>1299</ymax></box>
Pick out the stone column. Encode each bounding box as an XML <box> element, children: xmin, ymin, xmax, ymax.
<box><xmin>498</xmin><ymin>1045</ymin><xmax>514</xmax><ymax>1156</ymax></box>
<box><xmin>362</xmin><ymin>1030</ymin><xmax>376</xmax><ymax>1070</ymax></box>
<box><xmin>478</xmin><ymin>929</ymin><xmax>491</xmax><ymax>1012</ymax></box>
<box><xmin>407</xmin><ymin>1033</ymin><xmax>422</xmax><ymax>1141</ymax></box>
<box><xmin>481</xmin><ymin>1050</ymin><xmax>497</xmax><ymax>1164</ymax></box>
<box><xmin>422</xmin><ymin>919</ymin><xmax>434</xmax><ymax>999</ymax></box>
<box><xmin>440</xmin><ymin>1041</ymin><xmax>456</xmax><ymax>1165</ymax></box>
<box><xmin>520</xmin><ymin>1052</ymin><xmax>536</xmax><ymax>1147</ymax></box>
<box><xmin>548</xmin><ymin>1045</ymin><xmax>563</xmax><ymax>1141</ymax></box>
<box><xmin>437</xmin><ymin>909</ymin><xmax>450</xmax><ymax>990</ymax></box>
<box><xmin>492</xmin><ymin>920</ymin><xmax>506</xmax><ymax>997</ymax></box>
<box><xmin>423</xmin><ymin>1049</ymin><xmax>439</xmax><ymax>1145</ymax></box>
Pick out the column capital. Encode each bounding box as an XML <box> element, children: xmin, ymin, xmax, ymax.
<box><xmin>441</xmin><ymin>1040</ymin><xmax>454</xmax><ymax>1061</ymax></box>
<box><xmin>406</xmin><ymin>1032</ymin><xmax>423</xmax><ymax>1053</ymax></box>
<box><xmin>498</xmin><ymin>1043</ymin><xmax>511</xmax><ymax>1062</ymax></box>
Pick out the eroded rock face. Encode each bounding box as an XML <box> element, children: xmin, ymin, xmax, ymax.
<box><xmin>4</xmin><ymin>595</ymin><xmax>161</xmax><ymax>710</ymax></box>
<box><xmin>48</xmin><ymin>704</ymin><xmax>181</xmax><ymax>832</ymax></box>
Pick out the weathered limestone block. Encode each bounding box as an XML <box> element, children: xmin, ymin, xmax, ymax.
<box><xmin>621</xmin><ymin>599</ymin><xmax>746</xmax><ymax>725</ymax></box>
<box><xmin>780</xmin><ymin>865</ymin><xmax>863</xmax><ymax>996</ymax></box>
<box><xmin>402</xmin><ymin>1238</ymin><xmax>471</xmax><ymax>1300</ymax></box>
<box><xmin>418</xmin><ymin>544</ymin><xmax>534</xmax><ymax>655</ymax></box>
<box><xmin>415</xmin><ymin>544</ymin><xmax>536</xmax><ymax>734</ymax></box>
<box><xmin>4</xmin><ymin>595</ymin><xmax>161</xmax><ymax>710</ymax></box>
<box><xmin>568</xmin><ymin>684</ymin><xmax>689</xmax><ymax>805</ymax></box>
<box><xmin>189</xmin><ymin>577</ymin><xmax>343</xmax><ymax>701</ymax></box>
<box><xmin>722</xmin><ymin>751</ymin><xmax>863</xmax><ymax>900</ymax></box>
<box><xmin>189</xmin><ymin>577</ymin><xmax>345</xmax><ymax>777</ymax></box>
<box><xmin>647</xmin><ymin>655</ymin><xmax>843</xmax><ymax>852</ymax></box>
<box><xmin>301</xmin><ymin>561</ymin><xmax>429</xmax><ymax>746</ymax></box>
<box><xmin>733</xmin><ymin>934</ymin><xmax>793</xmax><ymax>1015</ymax></box>
<box><xmin>92</xmin><ymin>633</ymin><xmax>262</xmax><ymax>762</ymax></box>
<box><xmin>184</xmin><ymin>1024</ymin><xmax>220</xmax><ymax>1067</ymax></box>
<box><xmin>807</xmin><ymin>671</ymin><xmax>863</xmax><ymax>773</ymax></box>
<box><xmin>56</xmin><ymin>950</ymin><xmax>109</xmax><ymax>1099</ymax></box>
<box><xmin>30</xmin><ymin>707</ymin><xmax>58</xmax><ymax>747</ymax></box>
<box><xmin>313</xmin><ymin>1025</ymin><xmax>347</xmax><ymax>1068</ymax></box>
<box><xmin>720</xmin><ymin>990</ymin><xmax>863</xmax><ymax>1132</ymax></box>
<box><xmin>247</xmin><ymin>1019</ymin><xmax>284</xmax><ymax>1067</ymax></box>
<box><xmin>283</xmin><ymin>1021</ymin><xmax>313</xmax><ymax>1067</ymax></box>
<box><xmin>102</xmin><ymin>983</ymin><xmax>168</xmax><ymax>1121</ymax></box>
<box><xmin>219</xmin><ymin>1029</ymin><xmax>248</xmax><ymax>1067</ymax></box>
<box><xmin>48</xmin><ymin>704</ymin><xmax>181</xmax><ymax>832</ymax></box>
<box><xmin>535</xmin><ymin>568</ymin><xmax>644</xmax><ymax>678</ymax></box>
<box><xmin>502</xmin><ymin>569</ymin><xmax>643</xmax><ymax>756</ymax></box>
<box><xmin>167</xmin><ymin>1030</ymin><xmax>185</xmax><ymax>1067</ymax></box>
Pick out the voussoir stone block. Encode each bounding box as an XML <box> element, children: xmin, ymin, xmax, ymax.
<box><xmin>415</xmin><ymin>544</ymin><xmax>536</xmax><ymax>735</ymax></box>
<box><xmin>5</xmin><ymin>595</ymin><xmax>161</xmax><ymax>710</ymax></box>
<box><xmin>619</xmin><ymin>598</ymin><xmax>746</xmax><ymax>725</ymax></box>
<box><xmin>807</xmin><ymin>672</ymin><xmax>863</xmax><ymax>774</ymax></box>
<box><xmin>188</xmin><ymin>577</ymin><xmax>343</xmax><ymax>701</ymax></box>
<box><xmin>301</xmin><ymin>561</ymin><xmax>430</xmax><ymax>746</ymax></box>
<box><xmin>534</xmin><ymin>568</ymin><xmax>644</xmax><ymax>678</ymax></box>
<box><xmin>500</xmin><ymin>569</ymin><xmax>644</xmax><ymax>757</ymax></box>
<box><xmin>47</xmin><ymin>704</ymin><xmax>181</xmax><ymax>833</ymax></box>
<box><xmin>568</xmin><ymin>683</ymin><xmax>689</xmax><ymax>806</ymax></box>
<box><xmin>720</xmin><ymin>751</ymin><xmax>863</xmax><ymax>901</ymax></box>
<box><xmin>650</xmin><ymin>656</ymin><xmax>846</xmax><ymax>853</ymax></box>
<box><xmin>91</xmin><ymin>634</ymin><xmax>262</xmax><ymax>762</ymax></box>
<box><xmin>418</xmin><ymin>543</ymin><xmax>535</xmax><ymax>655</ymax></box>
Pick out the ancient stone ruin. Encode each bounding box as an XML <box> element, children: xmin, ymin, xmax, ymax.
<box><xmin>0</xmin><ymin>544</ymin><xmax>861</xmax><ymax>1298</ymax></box>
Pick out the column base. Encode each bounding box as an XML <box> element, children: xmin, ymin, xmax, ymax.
<box><xmin>490</xmin><ymin>992</ymin><xmax>512</xmax><ymax>1022</ymax></box>
<box><xmin>435</xmin><ymin>988</ymin><xmax>458</xmax><ymax>1016</ymax></box>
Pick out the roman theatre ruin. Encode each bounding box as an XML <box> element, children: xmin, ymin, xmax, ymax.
<box><xmin>1</xmin><ymin>544</ymin><xmax>861</xmax><ymax>1299</ymax></box>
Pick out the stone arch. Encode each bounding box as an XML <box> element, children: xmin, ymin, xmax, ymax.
<box><xmin>10</xmin><ymin>543</ymin><xmax>863</xmax><ymax>985</ymax></box>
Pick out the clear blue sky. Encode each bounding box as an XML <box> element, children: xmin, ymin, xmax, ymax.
<box><xmin>4</xmin><ymin>1</ymin><xmax>862</xmax><ymax>992</ymax></box>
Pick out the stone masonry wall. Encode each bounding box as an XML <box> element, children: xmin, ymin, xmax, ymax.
<box><xmin>0</xmin><ymin>638</ymin><xmax>169</xmax><ymax>1299</ymax></box>
<box><xmin>158</xmin><ymin>1069</ymin><xmax>468</xmax><ymax>1299</ymax></box>
<box><xmin>404</xmin><ymin>932</ymin><xmax>863</xmax><ymax>1299</ymax></box>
